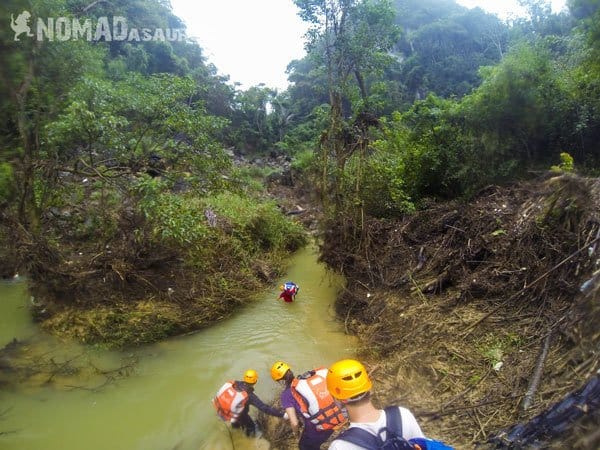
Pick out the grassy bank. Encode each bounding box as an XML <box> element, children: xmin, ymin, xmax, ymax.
<box><xmin>3</xmin><ymin>173</ymin><xmax>307</xmax><ymax>348</ymax></box>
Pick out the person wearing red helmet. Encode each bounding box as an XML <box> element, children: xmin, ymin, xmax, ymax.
<box><xmin>278</xmin><ymin>281</ymin><xmax>299</xmax><ymax>303</ymax></box>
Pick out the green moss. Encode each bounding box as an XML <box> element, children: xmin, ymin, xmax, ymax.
<box><xmin>44</xmin><ymin>301</ymin><xmax>183</xmax><ymax>348</ymax></box>
<box><xmin>477</xmin><ymin>332</ymin><xmax>522</xmax><ymax>367</ymax></box>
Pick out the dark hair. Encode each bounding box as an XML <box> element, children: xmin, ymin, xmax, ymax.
<box><xmin>284</xmin><ymin>369</ymin><xmax>295</xmax><ymax>388</ymax></box>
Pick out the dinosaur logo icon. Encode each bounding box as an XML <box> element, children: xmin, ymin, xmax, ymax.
<box><xmin>10</xmin><ymin>11</ymin><xmax>34</xmax><ymax>41</ymax></box>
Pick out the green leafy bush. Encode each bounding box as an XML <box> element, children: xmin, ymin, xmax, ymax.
<box><xmin>136</xmin><ymin>179</ymin><xmax>306</xmax><ymax>267</ymax></box>
<box><xmin>137</xmin><ymin>181</ymin><xmax>210</xmax><ymax>250</ymax></box>
<box><xmin>550</xmin><ymin>152</ymin><xmax>575</xmax><ymax>173</ymax></box>
<box><xmin>361</xmin><ymin>97</ymin><xmax>467</xmax><ymax>217</ymax></box>
<box><xmin>231</xmin><ymin>166</ymin><xmax>276</xmax><ymax>194</ymax></box>
<box><xmin>0</xmin><ymin>162</ymin><xmax>14</xmax><ymax>204</ymax></box>
<box><xmin>206</xmin><ymin>192</ymin><xmax>307</xmax><ymax>253</ymax></box>
<box><xmin>291</xmin><ymin>149</ymin><xmax>317</xmax><ymax>172</ymax></box>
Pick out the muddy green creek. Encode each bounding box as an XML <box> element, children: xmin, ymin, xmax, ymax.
<box><xmin>0</xmin><ymin>246</ymin><xmax>356</xmax><ymax>450</ymax></box>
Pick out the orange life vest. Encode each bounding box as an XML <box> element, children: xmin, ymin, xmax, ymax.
<box><xmin>291</xmin><ymin>367</ymin><xmax>347</xmax><ymax>431</ymax></box>
<box><xmin>212</xmin><ymin>381</ymin><xmax>249</xmax><ymax>423</ymax></box>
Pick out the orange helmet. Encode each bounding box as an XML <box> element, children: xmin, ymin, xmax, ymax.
<box><xmin>270</xmin><ymin>361</ymin><xmax>291</xmax><ymax>381</ymax></box>
<box><xmin>244</xmin><ymin>369</ymin><xmax>258</xmax><ymax>384</ymax></box>
<box><xmin>326</xmin><ymin>359</ymin><xmax>372</xmax><ymax>400</ymax></box>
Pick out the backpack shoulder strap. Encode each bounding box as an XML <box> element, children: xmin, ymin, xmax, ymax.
<box><xmin>338</xmin><ymin>426</ymin><xmax>382</xmax><ymax>449</ymax></box>
<box><xmin>338</xmin><ymin>407</ymin><xmax>404</xmax><ymax>448</ymax></box>
<box><xmin>384</xmin><ymin>406</ymin><xmax>403</xmax><ymax>437</ymax></box>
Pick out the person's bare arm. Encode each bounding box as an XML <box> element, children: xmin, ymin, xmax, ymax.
<box><xmin>286</xmin><ymin>406</ymin><xmax>300</xmax><ymax>435</ymax></box>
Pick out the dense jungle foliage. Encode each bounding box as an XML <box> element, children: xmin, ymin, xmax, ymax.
<box><xmin>285</xmin><ymin>0</ymin><xmax>599</xmax><ymax>222</ymax></box>
<box><xmin>0</xmin><ymin>0</ymin><xmax>599</xmax><ymax>345</ymax></box>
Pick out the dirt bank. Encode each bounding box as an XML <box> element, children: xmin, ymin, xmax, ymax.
<box><xmin>263</xmin><ymin>174</ymin><xmax>599</xmax><ymax>449</ymax></box>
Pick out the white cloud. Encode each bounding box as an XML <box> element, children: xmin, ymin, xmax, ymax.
<box><xmin>170</xmin><ymin>0</ymin><xmax>308</xmax><ymax>91</ymax></box>
<box><xmin>170</xmin><ymin>0</ymin><xmax>569</xmax><ymax>91</ymax></box>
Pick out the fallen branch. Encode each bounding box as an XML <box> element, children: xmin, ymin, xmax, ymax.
<box><xmin>45</xmin><ymin>352</ymin><xmax>85</xmax><ymax>384</ymax></box>
<box><xmin>520</xmin><ymin>333</ymin><xmax>553</xmax><ymax>413</ymax></box>
<box><xmin>415</xmin><ymin>246</ymin><xmax>426</xmax><ymax>271</ymax></box>
<box><xmin>522</xmin><ymin>234</ymin><xmax>600</xmax><ymax>290</ymax></box>
<box><xmin>419</xmin><ymin>394</ymin><xmax>523</xmax><ymax>419</ymax></box>
<box><xmin>286</xmin><ymin>209</ymin><xmax>306</xmax><ymax>216</ymax></box>
<box><xmin>408</xmin><ymin>274</ymin><xmax>427</xmax><ymax>303</ymax></box>
<box><xmin>462</xmin><ymin>234</ymin><xmax>600</xmax><ymax>337</ymax></box>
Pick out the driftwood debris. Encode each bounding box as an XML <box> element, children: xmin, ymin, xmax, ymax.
<box><xmin>286</xmin><ymin>205</ymin><xmax>306</xmax><ymax>215</ymax></box>
<box><xmin>521</xmin><ymin>333</ymin><xmax>553</xmax><ymax>413</ymax></box>
<box><xmin>415</xmin><ymin>246</ymin><xmax>426</xmax><ymax>271</ymax></box>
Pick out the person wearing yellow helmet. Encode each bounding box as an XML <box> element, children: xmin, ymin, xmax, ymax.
<box><xmin>326</xmin><ymin>359</ymin><xmax>431</xmax><ymax>450</ymax></box>
<box><xmin>271</xmin><ymin>360</ymin><xmax>347</xmax><ymax>450</ymax></box>
<box><xmin>244</xmin><ymin>369</ymin><xmax>258</xmax><ymax>384</ymax></box>
<box><xmin>213</xmin><ymin>368</ymin><xmax>288</xmax><ymax>437</ymax></box>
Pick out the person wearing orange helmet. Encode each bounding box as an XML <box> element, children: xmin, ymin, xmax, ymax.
<box><xmin>213</xmin><ymin>369</ymin><xmax>288</xmax><ymax>437</ymax></box>
<box><xmin>271</xmin><ymin>360</ymin><xmax>347</xmax><ymax>449</ymax></box>
<box><xmin>326</xmin><ymin>359</ymin><xmax>430</xmax><ymax>449</ymax></box>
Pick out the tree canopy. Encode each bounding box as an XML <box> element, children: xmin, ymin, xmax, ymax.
<box><xmin>1</xmin><ymin>0</ymin><xmax>599</xmax><ymax>242</ymax></box>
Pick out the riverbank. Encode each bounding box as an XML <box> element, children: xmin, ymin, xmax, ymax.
<box><xmin>259</xmin><ymin>173</ymin><xmax>600</xmax><ymax>449</ymax></box>
<box><xmin>0</xmin><ymin>169</ymin><xmax>307</xmax><ymax>348</ymax></box>
<box><xmin>317</xmin><ymin>174</ymin><xmax>599</xmax><ymax>448</ymax></box>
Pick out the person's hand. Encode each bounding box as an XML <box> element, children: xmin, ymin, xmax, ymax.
<box><xmin>283</xmin><ymin>412</ymin><xmax>289</xmax><ymax>420</ymax></box>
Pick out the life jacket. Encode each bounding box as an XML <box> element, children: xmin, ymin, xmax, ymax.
<box><xmin>338</xmin><ymin>406</ymin><xmax>453</xmax><ymax>450</ymax></box>
<box><xmin>212</xmin><ymin>381</ymin><xmax>249</xmax><ymax>423</ymax></box>
<box><xmin>290</xmin><ymin>368</ymin><xmax>347</xmax><ymax>431</ymax></box>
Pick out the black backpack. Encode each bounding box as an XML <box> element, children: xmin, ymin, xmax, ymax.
<box><xmin>337</xmin><ymin>406</ymin><xmax>416</xmax><ymax>450</ymax></box>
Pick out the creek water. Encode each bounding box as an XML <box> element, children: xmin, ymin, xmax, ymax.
<box><xmin>0</xmin><ymin>246</ymin><xmax>356</xmax><ymax>450</ymax></box>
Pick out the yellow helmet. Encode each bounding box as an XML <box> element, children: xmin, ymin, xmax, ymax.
<box><xmin>326</xmin><ymin>359</ymin><xmax>372</xmax><ymax>400</ymax></box>
<box><xmin>270</xmin><ymin>361</ymin><xmax>291</xmax><ymax>381</ymax></box>
<box><xmin>244</xmin><ymin>369</ymin><xmax>258</xmax><ymax>384</ymax></box>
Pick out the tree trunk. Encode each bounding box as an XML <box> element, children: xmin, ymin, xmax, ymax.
<box><xmin>14</xmin><ymin>56</ymin><xmax>41</xmax><ymax>235</ymax></box>
<box><xmin>354</xmin><ymin>69</ymin><xmax>368</xmax><ymax>105</ymax></box>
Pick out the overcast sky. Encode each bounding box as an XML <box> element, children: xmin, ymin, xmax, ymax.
<box><xmin>169</xmin><ymin>0</ymin><xmax>568</xmax><ymax>92</ymax></box>
<box><xmin>456</xmin><ymin>0</ymin><xmax>567</xmax><ymax>19</ymax></box>
<box><xmin>170</xmin><ymin>0</ymin><xmax>307</xmax><ymax>91</ymax></box>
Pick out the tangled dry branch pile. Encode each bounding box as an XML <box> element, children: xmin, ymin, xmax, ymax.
<box><xmin>318</xmin><ymin>174</ymin><xmax>600</xmax><ymax>449</ymax></box>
